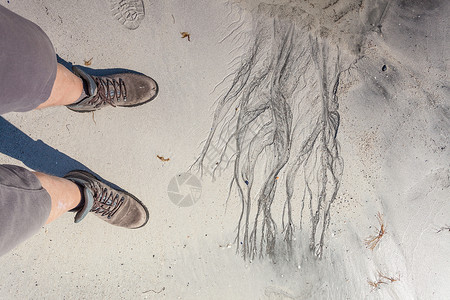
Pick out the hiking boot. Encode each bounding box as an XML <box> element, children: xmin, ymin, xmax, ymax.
<box><xmin>64</xmin><ymin>170</ymin><xmax>149</xmax><ymax>229</ymax></box>
<box><xmin>67</xmin><ymin>66</ymin><xmax>158</xmax><ymax>112</ymax></box>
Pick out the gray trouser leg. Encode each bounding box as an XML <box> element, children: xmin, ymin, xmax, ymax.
<box><xmin>0</xmin><ymin>164</ymin><xmax>51</xmax><ymax>257</ymax></box>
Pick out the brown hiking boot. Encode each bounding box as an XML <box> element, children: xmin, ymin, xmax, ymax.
<box><xmin>67</xmin><ymin>66</ymin><xmax>158</xmax><ymax>112</ymax></box>
<box><xmin>64</xmin><ymin>170</ymin><xmax>149</xmax><ymax>229</ymax></box>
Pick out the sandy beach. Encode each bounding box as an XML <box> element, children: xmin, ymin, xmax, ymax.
<box><xmin>0</xmin><ymin>0</ymin><xmax>449</xmax><ymax>299</ymax></box>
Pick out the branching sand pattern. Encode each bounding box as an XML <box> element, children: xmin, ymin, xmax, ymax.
<box><xmin>192</xmin><ymin>3</ymin><xmax>346</xmax><ymax>260</ymax></box>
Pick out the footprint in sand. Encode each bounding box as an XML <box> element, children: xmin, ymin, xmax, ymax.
<box><xmin>109</xmin><ymin>0</ymin><xmax>145</xmax><ymax>30</ymax></box>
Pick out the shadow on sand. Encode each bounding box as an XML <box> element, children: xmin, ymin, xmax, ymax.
<box><xmin>0</xmin><ymin>116</ymin><xmax>120</xmax><ymax>189</ymax></box>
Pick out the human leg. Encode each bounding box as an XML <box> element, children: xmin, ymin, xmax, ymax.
<box><xmin>33</xmin><ymin>170</ymin><xmax>149</xmax><ymax>228</ymax></box>
<box><xmin>36</xmin><ymin>64</ymin><xmax>159</xmax><ymax>112</ymax></box>
<box><xmin>33</xmin><ymin>172</ymin><xmax>81</xmax><ymax>224</ymax></box>
<box><xmin>0</xmin><ymin>165</ymin><xmax>52</xmax><ymax>257</ymax></box>
<box><xmin>35</xmin><ymin>64</ymin><xmax>83</xmax><ymax>109</ymax></box>
<box><xmin>0</xmin><ymin>165</ymin><xmax>149</xmax><ymax>257</ymax></box>
<box><xmin>1</xmin><ymin>5</ymin><xmax>158</xmax><ymax>115</ymax></box>
<box><xmin>0</xmin><ymin>5</ymin><xmax>57</xmax><ymax>115</ymax></box>
<box><xmin>0</xmin><ymin>6</ymin><xmax>152</xmax><ymax>257</ymax></box>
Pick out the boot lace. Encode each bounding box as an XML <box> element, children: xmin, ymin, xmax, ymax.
<box><xmin>88</xmin><ymin>76</ymin><xmax>127</xmax><ymax>108</ymax></box>
<box><xmin>91</xmin><ymin>186</ymin><xmax>125</xmax><ymax>219</ymax></box>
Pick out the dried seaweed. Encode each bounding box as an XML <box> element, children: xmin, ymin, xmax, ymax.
<box><xmin>368</xmin><ymin>271</ymin><xmax>399</xmax><ymax>290</ymax></box>
<box><xmin>365</xmin><ymin>212</ymin><xmax>386</xmax><ymax>250</ymax></box>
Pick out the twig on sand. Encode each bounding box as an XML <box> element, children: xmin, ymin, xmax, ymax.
<box><xmin>143</xmin><ymin>287</ymin><xmax>165</xmax><ymax>294</ymax></box>
<box><xmin>365</xmin><ymin>212</ymin><xmax>386</xmax><ymax>250</ymax></box>
<box><xmin>157</xmin><ymin>155</ymin><xmax>170</xmax><ymax>162</ymax></box>
<box><xmin>84</xmin><ymin>57</ymin><xmax>93</xmax><ymax>66</ymax></box>
<box><xmin>180</xmin><ymin>32</ymin><xmax>191</xmax><ymax>41</ymax></box>
<box><xmin>436</xmin><ymin>225</ymin><xmax>450</xmax><ymax>233</ymax></box>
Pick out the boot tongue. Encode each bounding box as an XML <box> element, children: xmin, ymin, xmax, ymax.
<box><xmin>72</xmin><ymin>66</ymin><xmax>97</xmax><ymax>97</ymax></box>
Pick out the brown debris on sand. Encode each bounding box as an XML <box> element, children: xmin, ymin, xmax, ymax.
<box><xmin>365</xmin><ymin>212</ymin><xmax>386</xmax><ymax>250</ymax></box>
<box><xmin>368</xmin><ymin>271</ymin><xmax>399</xmax><ymax>290</ymax></box>
<box><xmin>180</xmin><ymin>32</ymin><xmax>191</xmax><ymax>41</ymax></box>
<box><xmin>157</xmin><ymin>155</ymin><xmax>170</xmax><ymax>162</ymax></box>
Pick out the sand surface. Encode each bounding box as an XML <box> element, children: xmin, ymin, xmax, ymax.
<box><xmin>0</xmin><ymin>0</ymin><xmax>449</xmax><ymax>299</ymax></box>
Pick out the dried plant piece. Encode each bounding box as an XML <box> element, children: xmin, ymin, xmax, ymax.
<box><xmin>367</xmin><ymin>279</ymin><xmax>383</xmax><ymax>289</ymax></box>
<box><xmin>368</xmin><ymin>271</ymin><xmax>399</xmax><ymax>290</ymax></box>
<box><xmin>365</xmin><ymin>212</ymin><xmax>386</xmax><ymax>250</ymax></box>
<box><xmin>157</xmin><ymin>155</ymin><xmax>170</xmax><ymax>162</ymax></box>
<box><xmin>377</xmin><ymin>271</ymin><xmax>399</xmax><ymax>283</ymax></box>
<box><xmin>436</xmin><ymin>225</ymin><xmax>450</xmax><ymax>233</ymax></box>
<box><xmin>180</xmin><ymin>32</ymin><xmax>191</xmax><ymax>41</ymax></box>
<box><xmin>142</xmin><ymin>287</ymin><xmax>165</xmax><ymax>294</ymax></box>
<box><xmin>84</xmin><ymin>57</ymin><xmax>93</xmax><ymax>66</ymax></box>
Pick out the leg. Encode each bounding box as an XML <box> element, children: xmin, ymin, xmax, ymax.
<box><xmin>1</xmin><ymin>6</ymin><xmax>157</xmax><ymax>115</ymax></box>
<box><xmin>0</xmin><ymin>5</ymin><xmax>57</xmax><ymax>115</ymax></box>
<box><xmin>0</xmin><ymin>165</ymin><xmax>82</xmax><ymax>257</ymax></box>
<box><xmin>0</xmin><ymin>165</ymin><xmax>149</xmax><ymax>257</ymax></box>
<box><xmin>35</xmin><ymin>64</ymin><xmax>83</xmax><ymax>109</ymax></box>
<box><xmin>1</xmin><ymin>6</ymin><xmax>83</xmax><ymax>112</ymax></box>
<box><xmin>35</xmin><ymin>170</ymin><xmax>149</xmax><ymax>228</ymax></box>
<box><xmin>0</xmin><ymin>165</ymin><xmax>52</xmax><ymax>257</ymax></box>
<box><xmin>35</xmin><ymin>61</ymin><xmax>159</xmax><ymax>112</ymax></box>
<box><xmin>0</xmin><ymin>7</ymin><xmax>151</xmax><ymax>258</ymax></box>
<box><xmin>33</xmin><ymin>172</ymin><xmax>81</xmax><ymax>224</ymax></box>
